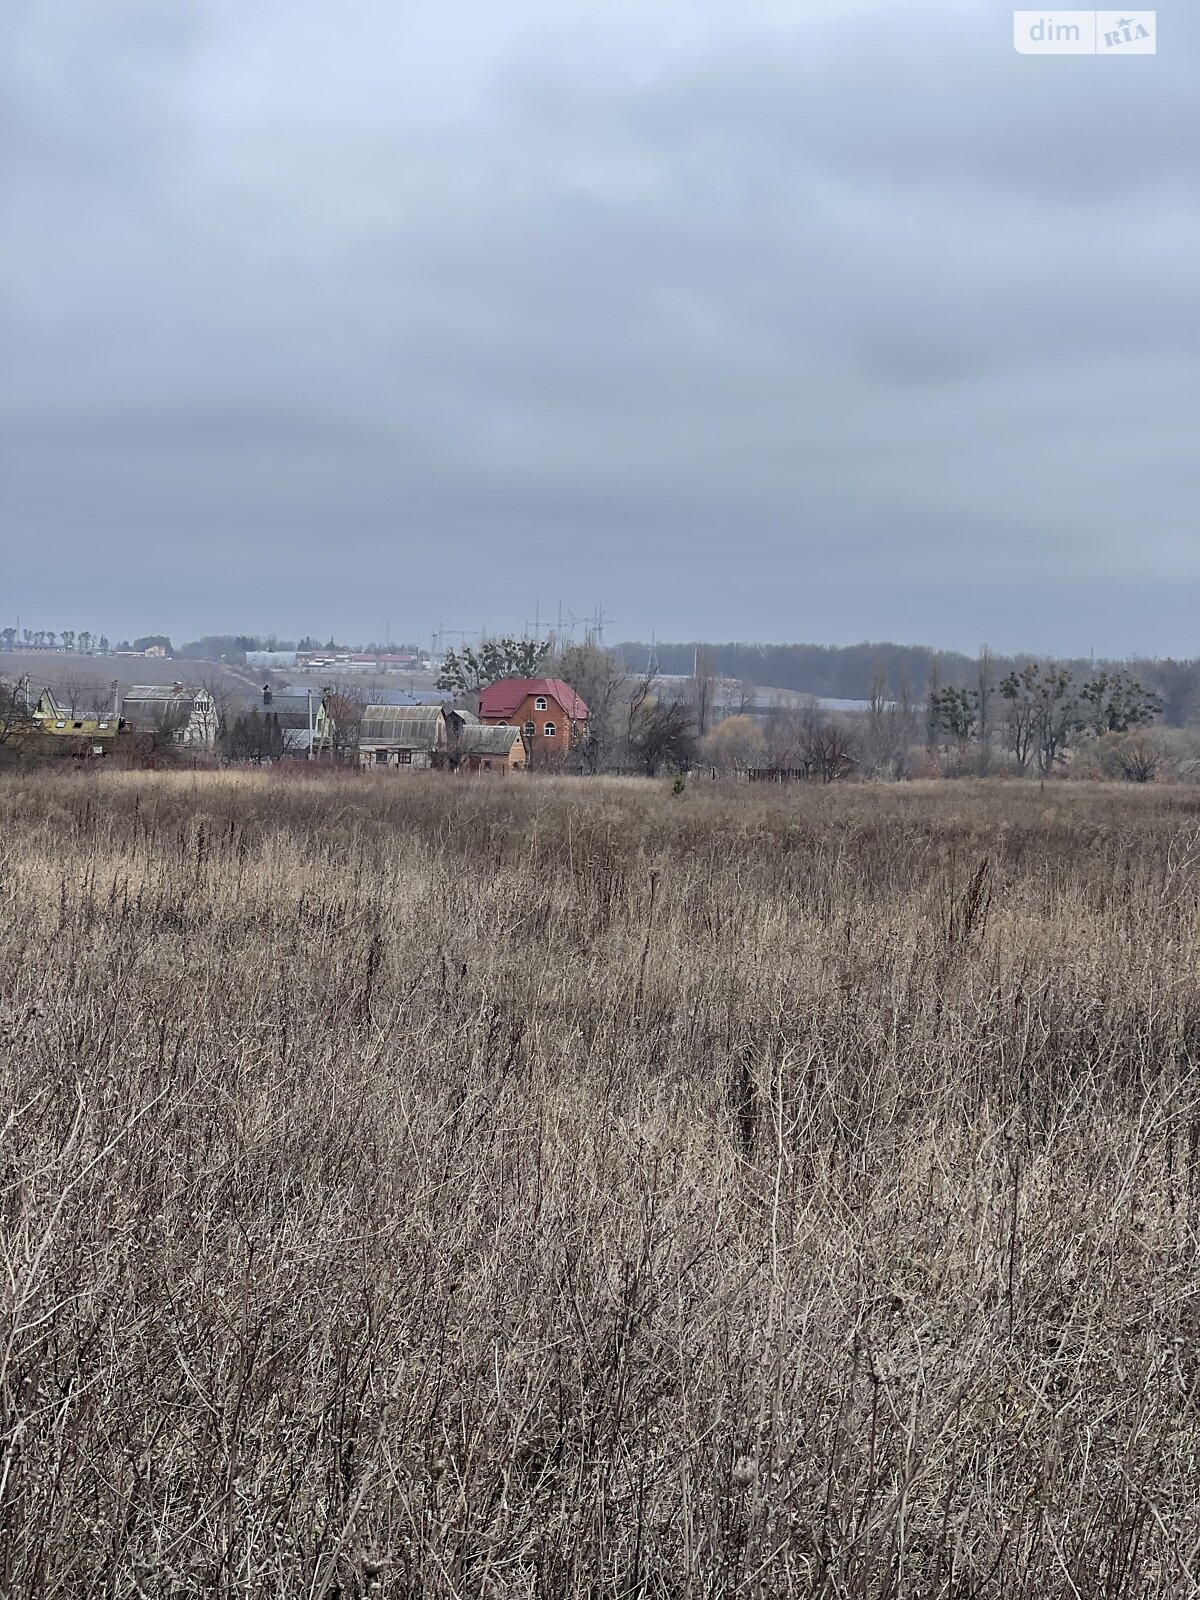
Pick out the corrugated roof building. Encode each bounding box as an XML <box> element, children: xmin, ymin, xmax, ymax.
<box><xmin>121</xmin><ymin>684</ymin><xmax>218</xmax><ymax>749</ymax></box>
<box><xmin>359</xmin><ymin>704</ymin><xmax>509</xmax><ymax>771</ymax></box>
<box><xmin>454</xmin><ymin>723</ymin><xmax>526</xmax><ymax>772</ymax></box>
<box><xmin>359</xmin><ymin>705</ymin><xmax>444</xmax><ymax>768</ymax></box>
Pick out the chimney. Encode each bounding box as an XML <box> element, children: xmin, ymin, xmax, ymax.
<box><xmin>263</xmin><ymin>683</ymin><xmax>273</xmax><ymax>706</ymax></box>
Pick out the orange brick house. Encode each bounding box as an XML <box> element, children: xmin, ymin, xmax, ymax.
<box><xmin>479</xmin><ymin>678</ymin><xmax>589</xmax><ymax>761</ymax></box>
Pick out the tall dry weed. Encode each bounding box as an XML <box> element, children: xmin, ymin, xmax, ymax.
<box><xmin>0</xmin><ymin>771</ymin><xmax>1198</xmax><ymax>1596</ymax></box>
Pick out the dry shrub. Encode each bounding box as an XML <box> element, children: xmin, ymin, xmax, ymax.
<box><xmin>1</xmin><ymin>771</ymin><xmax>1200</xmax><ymax>1596</ymax></box>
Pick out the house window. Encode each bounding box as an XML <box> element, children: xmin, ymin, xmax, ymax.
<box><xmin>397</xmin><ymin>749</ymin><xmax>412</xmax><ymax>764</ymax></box>
<box><xmin>523</xmin><ymin>721</ymin><xmax>535</xmax><ymax>739</ymax></box>
<box><xmin>544</xmin><ymin>721</ymin><xmax>556</xmax><ymax>738</ymax></box>
<box><xmin>534</xmin><ymin>696</ymin><xmax>547</xmax><ymax>711</ymax></box>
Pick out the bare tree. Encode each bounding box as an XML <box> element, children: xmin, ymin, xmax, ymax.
<box><xmin>623</xmin><ymin>668</ymin><xmax>695</xmax><ymax>775</ymax></box>
<box><xmin>0</xmin><ymin>677</ymin><xmax>33</xmax><ymax>752</ymax></box>
<box><xmin>863</xmin><ymin>663</ymin><xmax>909</xmax><ymax>780</ymax></box>
<box><xmin>630</xmin><ymin>700</ymin><xmax>695</xmax><ymax>777</ymax></box>
<box><xmin>703</xmin><ymin>714</ymin><xmax>766</xmax><ymax>773</ymax></box>
<box><xmin>194</xmin><ymin>673</ymin><xmax>236</xmax><ymax>752</ymax></box>
<box><xmin>326</xmin><ymin>684</ymin><xmax>368</xmax><ymax>764</ymax></box>
<box><xmin>762</xmin><ymin>697</ymin><xmax>818</xmax><ymax>774</ymax></box>
<box><xmin>53</xmin><ymin>676</ymin><xmax>86</xmax><ymax>717</ymax></box>
<box><xmin>925</xmin><ymin>658</ymin><xmax>943</xmax><ymax>754</ymax></box>
<box><xmin>1110</xmin><ymin>732</ymin><xmax>1160</xmax><ymax>783</ymax></box>
<box><xmin>558</xmin><ymin>642</ymin><xmax>629</xmax><ymax>773</ymax></box>
<box><xmin>135</xmin><ymin>702</ymin><xmax>192</xmax><ymax>761</ymax></box>
<box><xmin>625</xmin><ymin>668</ymin><xmax>657</xmax><ymax>760</ymax></box>
<box><xmin>726</xmin><ymin>679</ymin><xmax>757</xmax><ymax>718</ymax></box>
<box><xmin>90</xmin><ymin>680</ymin><xmax>120</xmax><ymax>718</ymax></box>
<box><xmin>977</xmin><ymin>644</ymin><xmax>995</xmax><ymax>775</ymax></box>
<box><xmin>1000</xmin><ymin>662</ymin><xmax>1040</xmax><ymax>773</ymax></box>
<box><xmin>691</xmin><ymin>645</ymin><xmax>716</xmax><ymax>740</ymax></box>
<box><xmin>225</xmin><ymin>709</ymin><xmax>284</xmax><ymax>763</ymax></box>
<box><xmin>896</xmin><ymin>671</ymin><xmax>919</xmax><ymax>776</ymax></box>
<box><xmin>804</xmin><ymin>714</ymin><xmax>859</xmax><ymax>783</ymax></box>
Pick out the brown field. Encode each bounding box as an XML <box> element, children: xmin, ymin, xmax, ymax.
<box><xmin>0</xmin><ymin>651</ymin><xmax>265</xmax><ymax>704</ymax></box>
<box><xmin>2</xmin><ymin>771</ymin><xmax>1200</xmax><ymax>1597</ymax></box>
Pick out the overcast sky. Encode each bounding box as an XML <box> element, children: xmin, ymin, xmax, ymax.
<box><xmin>2</xmin><ymin>1</ymin><xmax>1196</xmax><ymax>655</ymax></box>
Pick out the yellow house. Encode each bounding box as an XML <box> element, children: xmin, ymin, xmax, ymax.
<box><xmin>33</xmin><ymin>688</ymin><xmax>120</xmax><ymax>754</ymax></box>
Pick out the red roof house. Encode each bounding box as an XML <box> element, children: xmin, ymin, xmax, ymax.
<box><xmin>479</xmin><ymin>678</ymin><xmax>589</xmax><ymax>758</ymax></box>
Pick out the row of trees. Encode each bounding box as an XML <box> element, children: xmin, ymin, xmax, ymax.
<box><xmin>1</xmin><ymin>628</ymin><xmax>113</xmax><ymax>654</ymax></box>
<box><xmin>927</xmin><ymin>652</ymin><xmax>1161</xmax><ymax>775</ymax></box>
<box><xmin>618</xmin><ymin>640</ymin><xmax>1200</xmax><ymax>727</ymax></box>
<box><xmin>0</xmin><ymin>629</ymin><xmax>182</xmax><ymax>656</ymax></box>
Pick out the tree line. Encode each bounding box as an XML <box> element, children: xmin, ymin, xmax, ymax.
<box><xmin>1</xmin><ymin>627</ymin><xmax>113</xmax><ymax>654</ymax></box>
<box><xmin>926</xmin><ymin>653</ymin><xmax>1162</xmax><ymax>777</ymax></box>
<box><xmin>618</xmin><ymin>640</ymin><xmax>1200</xmax><ymax>726</ymax></box>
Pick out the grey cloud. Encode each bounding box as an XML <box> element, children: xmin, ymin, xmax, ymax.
<box><xmin>1</xmin><ymin>0</ymin><xmax>1197</xmax><ymax>654</ymax></box>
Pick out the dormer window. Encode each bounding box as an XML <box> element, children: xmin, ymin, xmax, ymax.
<box><xmin>534</xmin><ymin>696</ymin><xmax>547</xmax><ymax>711</ymax></box>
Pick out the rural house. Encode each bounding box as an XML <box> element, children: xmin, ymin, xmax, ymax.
<box><xmin>359</xmin><ymin>704</ymin><xmax>473</xmax><ymax>768</ymax></box>
<box><xmin>479</xmin><ymin>678</ymin><xmax>589</xmax><ymax>759</ymax></box>
<box><xmin>358</xmin><ymin>703</ymin><xmax>522</xmax><ymax>771</ymax></box>
<box><xmin>120</xmin><ymin>684</ymin><xmax>218</xmax><ymax>749</ymax></box>
<box><xmin>256</xmin><ymin>685</ymin><xmax>336</xmax><ymax>756</ymax></box>
<box><xmin>33</xmin><ymin>687</ymin><xmax>120</xmax><ymax>756</ymax></box>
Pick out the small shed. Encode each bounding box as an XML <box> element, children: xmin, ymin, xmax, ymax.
<box><xmin>452</xmin><ymin>722</ymin><xmax>526</xmax><ymax>773</ymax></box>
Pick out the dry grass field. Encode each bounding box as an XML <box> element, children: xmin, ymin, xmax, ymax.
<box><xmin>3</xmin><ymin>770</ymin><xmax>1200</xmax><ymax>1597</ymax></box>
